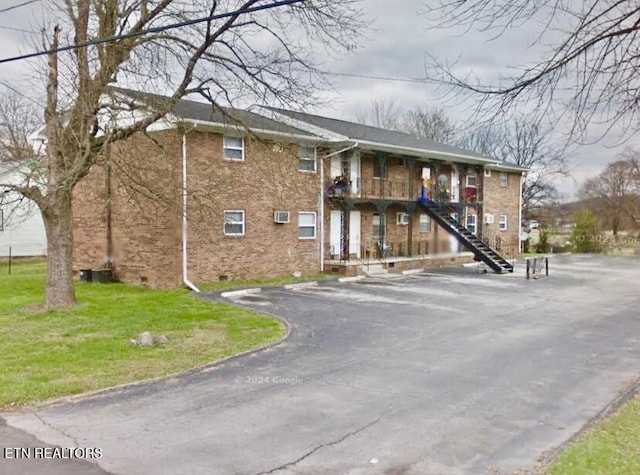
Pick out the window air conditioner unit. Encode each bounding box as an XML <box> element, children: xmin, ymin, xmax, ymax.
<box><xmin>396</xmin><ymin>212</ymin><xmax>410</xmax><ymax>225</ymax></box>
<box><xmin>484</xmin><ymin>213</ymin><xmax>495</xmax><ymax>224</ymax></box>
<box><xmin>273</xmin><ymin>210</ymin><xmax>290</xmax><ymax>224</ymax></box>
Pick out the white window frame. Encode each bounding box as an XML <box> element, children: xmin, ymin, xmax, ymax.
<box><xmin>484</xmin><ymin>169</ymin><xmax>491</xmax><ymax>177</ymax></box>
<box><xmin>500</xmin><ymin>172</ymin><xmax>508</xmax><ymax>186</ymax></box>
<box><xmin>466</xmin><ymin>214</ymin><xmax>477</xmax><ymax>235</ymax></box>
<box><xmin>499</xmin><ymin>214</ymin><xmax>508</xmax><ymax>231</ymax></box>
<box><xmin>223</xmin><ymin>210</ymin><xmax>245</xmax><ymax>236</ymax></box>
<box><xmin>466</xmin><ymin>173</ymin><xmax>477</xmax><ymax>187</ymax></box>
<box><xmin>419</xmin><ymin>213</ymin><xmax>431</xmax><ymax>233</ymax></box>
<box><xmin>223</xmin><ymin>135</ymin><xmax>245</xmax><ymax>161</ymax></box>
<box><xmin>298</xmin><ymin>146</ymin><xmax>317</xmax><ymax>172</ymax></box>
<box><xmin>298</xmin><ymin>211</ymin><xmax>316</xmax><ymax>239</ymax></box>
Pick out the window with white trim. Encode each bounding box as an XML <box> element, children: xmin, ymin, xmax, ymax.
<box><xmin>499</xmin><ymin>214</ymin><xmax>508</xmax><ymax>231</ymax></box>
<box><xmin>223</xmin><ymin>210</ymin><xmax>245</xmax><ymax>236</ymax></box>
<box><xmin>298</xmin><ymin>146</ymin><xmax>316</xmax><ymax>172</ymax></box>
<box><xmin>484</xmin><ymin>169</ymin><xmax>491</xmax><ymax>177</ymax></box>
<box><xmin>466</xmin><ymin>214</ymin><xmax>477</xmax><ymax>235</ymax></box>
<box><xmin>298</xmin><ymin>212</ymin><xmax>316</xmax><ymax>239</ymax></box>
<box><xmin>500</xmin><ymin>172</ymin><xmax>508</xmax><ymax>186</ymax></box>
<box><xmin>419</xmin><ymin>213</ymin><xmax>431</xmax><ymax>233</ymax></box>
<box><xmin>466</xmin><ymin>173</ymin><xmax>477</xmax><ymax>187</ymax></box>
<box><xmin>223</xmin><ymin>136</ymin><xmax>244</xmax><ymax>161</ymax></box>
<box><xmin>372</xmin><ymin>213</ymin><xmax>385</xmax><ymax>237</ymax></box>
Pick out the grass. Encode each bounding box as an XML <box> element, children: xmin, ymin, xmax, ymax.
<box><xmin>545</xmin><ymin>393</ymin><xmax>640</xmax><ymax>474</ymax></box>
<box><xmin>0</xmin><ymin>259</ymin><xmax>285</xmax><ymax>409</ymax></box>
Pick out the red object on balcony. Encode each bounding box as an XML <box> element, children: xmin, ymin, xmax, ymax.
<box><xmin>465</xmin><ymin>187</ymin><xmax>477</xmax><ymax>201</ymax></box>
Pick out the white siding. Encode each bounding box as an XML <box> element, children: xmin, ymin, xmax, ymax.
<box><xmin>0</xmin><ymin>167</ymin><xmax>47</xmax><ymax>257</ymax></box>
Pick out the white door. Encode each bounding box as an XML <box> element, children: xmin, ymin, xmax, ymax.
<box><xmin>451</xmin><ymin>166</ymin><xmax>459</xmax><ymax>203</ymax></box>
<box><xmin>329</xmin><ymin>210</ymin><xmax>341</xmax><ymax>258</ymax></box>
<box><xmin>330</xmin><ymin>155</ymin><xmax>341</xmax><ymax>180</ymax></box>
<box><xmin>349</xmin><ymin>211</ymin><xmax>361</xmax><ymax>257</ymax></box>
<box><xmin>349</xmin><ymin>151</ymin><xmax>360</xmax><ymax>197</ymax></box>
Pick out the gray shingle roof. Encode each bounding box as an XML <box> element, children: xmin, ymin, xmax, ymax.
<box><xmin>265</xmin><ymin>107</ymin><xmax>530</xmax><ymax>172</ymax></box>
<box><xmin>109</xmin><ymin>87</ymin><xmax>316</xmax><ymax>138</ymax></box>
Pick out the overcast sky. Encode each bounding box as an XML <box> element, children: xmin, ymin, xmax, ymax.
<box><xmin>1</xmin><ymin>0</ymin><xmax>636</xmax><ymax>199</ymax></box>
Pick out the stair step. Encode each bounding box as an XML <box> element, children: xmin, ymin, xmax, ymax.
<box><xmin>359</xmin><ymin>264</ymin><xmax>388</xmax><ymax>276</ymax></box>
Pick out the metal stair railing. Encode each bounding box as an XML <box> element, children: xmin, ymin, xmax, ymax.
<box><xmin>416</xmin><ymin>198</ymin><xmax>514</xmax><ymax>273</ymax></box>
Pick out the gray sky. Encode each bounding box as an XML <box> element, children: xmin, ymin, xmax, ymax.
<box><xmin>0</xmin><ymin>0</ymin><xmax>636</xmax><ymax>199</ymax></box>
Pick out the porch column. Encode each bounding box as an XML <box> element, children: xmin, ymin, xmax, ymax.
<box><xmin>340</xmin><ymin>207</ymin><xmax>351</xmax><ymax>261</ymax></box>
<box><xmin>407</xmin><ymin>157</ymin><xmax>416</xmax><ymax>200</ymax></box>
<box><xmin>406</xmin><ymin>202</ymin><xmax>416</xmax><ymax>257</ymax></box>
<box><xmin>374</xmin><ymin>201</ymin><xmax>389</xmax><ymax>258</ymax></box>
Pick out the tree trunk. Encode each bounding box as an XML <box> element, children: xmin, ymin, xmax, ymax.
<box><xmin>42</xmin><ymin>190</ymin><xmax>76</xmax><ymax>309</ymax></box>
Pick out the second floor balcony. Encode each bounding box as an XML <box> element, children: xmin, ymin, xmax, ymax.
<box><xmin>326</xmin><ymin>177</ymin><xmax>482</xmax><ymax>204</ymax></box>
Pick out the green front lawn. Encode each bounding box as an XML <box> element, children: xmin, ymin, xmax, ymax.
<box><xmin>545</xmin><ymin>393</ymin><xmax>640</xmax><ymax>474</ymax></box>
<box><xmin>0</xmin><ymin>259</ymin><xmax>285</xmax><ymax>409</ymax></box>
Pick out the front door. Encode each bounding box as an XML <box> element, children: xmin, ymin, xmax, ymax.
<box><xmin>349</xmin><ymin>211</ymin><xmax>361</xmax><ymax>257</ymax></box>
<box><xmin>329</xmin><ymin>210</ymin><xmax>341</xmax><ymax>259</ymax></box>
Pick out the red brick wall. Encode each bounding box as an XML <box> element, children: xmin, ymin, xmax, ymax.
<box><xmin>482</xmin><ymin>170</ymin><xmax>522</xmax><ymax>251</ymax></box>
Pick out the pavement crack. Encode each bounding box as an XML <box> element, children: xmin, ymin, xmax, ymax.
<box><xmin>256</xmin><ymin>411</ymin><xmax>389</xmax><ymax>474</ymax></box>
<box><xmin>34</xmin><ymin>413</ymin><xmax>82</xmax><ymax>448</ymax></box>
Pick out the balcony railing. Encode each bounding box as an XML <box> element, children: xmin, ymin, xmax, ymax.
<box><xmin>325</xmin><ymin>240</ymin><xmax>435</xmax><ymax>262</ymax></box>
<box><xmin>325</xmin><ymin>177</ymin><xmax>416</xmax><ymax>200</ymax></box>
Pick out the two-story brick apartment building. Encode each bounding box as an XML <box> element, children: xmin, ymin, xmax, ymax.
<box><xmin>72</xmin><ymin>90</ymin><xmax>526</xmax><ymax>288</ymax></box>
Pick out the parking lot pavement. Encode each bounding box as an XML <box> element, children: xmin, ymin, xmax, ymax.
<box><xmin>2</xmin><ymin>254</ymin><xmax>640</xmax><ymax>474</ymax></box>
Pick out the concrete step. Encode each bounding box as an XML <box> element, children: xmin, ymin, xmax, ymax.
<box><xmin>359</xmin><ymin>264</ymin><xmax>389</xmax><ymax>276</ymax></box>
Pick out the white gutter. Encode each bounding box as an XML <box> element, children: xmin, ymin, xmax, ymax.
<box><xmin>182</xmin><ymin>133</ymin><xmax>200</xmax><ymax>292</ymax></box>
<box><xmin>183</xmin><ymin>118</ymin><xmax>320</xmax><ymax>143</ymax></box>
<box><xmin>317</xmin><ymin>142</ymin><xmax>359</xmax><ymax>272</ymax></box>
<box><xmin>518</xmin><ymin>172</ymin><xmax>525</xmax><ymax>253</ymax></box>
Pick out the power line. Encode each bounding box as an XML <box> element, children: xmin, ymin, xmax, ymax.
<box><xmin>0</xmin><ymin>80</ymin><xmax>43</xmax><ymax>106</ymax></box>
<box><xmin>323</xmin><ymin>71</ymin><xmax>431</xmax><ymax>85</ymax></box>
<box><xmin>0</xmin><ymin>0</ymin><xmax>41</xmax><ymax>15</ymax></box>
<box><xmin>0</xmin><ymin>24</ymin><xmax>38</xmax><ymax>34</ymax></box>
<box><xmin>0</xmin><ymin>0</ymin><xmax>305</xmax><ymax>65</ymax></box>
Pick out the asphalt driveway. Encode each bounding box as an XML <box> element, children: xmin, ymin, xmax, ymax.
<box><xmin>2</xmin><ymin>254</ymin><xmax>639</xmax><ymax>474</ymax></box>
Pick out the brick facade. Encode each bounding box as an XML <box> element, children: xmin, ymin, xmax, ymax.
<box><xmin>73</xmin><ymin>117</ymin><xmax>524</xmax><ymax>288</ymax></box>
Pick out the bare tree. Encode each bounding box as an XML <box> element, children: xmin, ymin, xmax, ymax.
<box><xmin>0</xmin><ymin>0</ymin><xmax>364</xmax><ymax>309</ymax></box>
<box><xmin>0</xmin><ymin>91</ymin><xmax>44</xmax><ymax>236</ymax></box>
<box><xmin>353</xmin><ymin>98</ymin><xmax>403</xmax><ymax>130</ymax></box>
<box><xmin>400</xmin><ymin>107</ymin><xmax>456</xmax><ymax>143</ymax></box>
<box><xmin>458</xmin><ymin>118</ymin><xmax>566</xmax><ymax>218</ymax></box>
<box><xmin>422</xmin><ymin>1</ymin><xmax>640</xmax><ymax>140</ymax></box>
<box><xmin>578</xmin><ymin>152</ymin><xmax>640</xmax><ymax>234</ymax></box>
<box><xmin>354</xmin><ymin>99</ymin><xmax>458</xmax><ymax>144</ymax></box>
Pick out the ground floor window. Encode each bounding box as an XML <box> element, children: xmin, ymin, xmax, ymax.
<box><xmin>419</xmin><ymin>213</ymin><xmax>431</xmax><ymax>232</ymax></box>
<box><xmin>372</xmin><ymin>213</ymin><xmax>385</xmax><ymax>238</ymax></box>
<box><xmin>466</xmin><ymin>213</ymin><xmax>477</xmax><ymax>235</ymax></box>
<box><xmin>298</xmin><ymin>212</ymin><xmax>316</xmax><ymax>239</ymax></box>
<box><xmin>224</xmin><ymin>210</ymin><xmax>245</xmax><ymax>236</ymax></box>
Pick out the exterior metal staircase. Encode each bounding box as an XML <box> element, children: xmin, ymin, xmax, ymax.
<box><xmin>417</xmin><ymin>199</ymin><xmax>514</xmax><ymax>274</ymax></box>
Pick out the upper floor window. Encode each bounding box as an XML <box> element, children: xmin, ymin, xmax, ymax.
<box><xmin>500</xmin><ymin>172</ymin><xmax>508</xmax><ymax>186</ymax></box>
<box><xmin>499</xmin><ymin>214</ymin><xmax>508</xmax><ymax>231</ymax></box>
<box><xmin>299</xmin><ymin>146</ymin><xmax>316</xmax><ymax>172</ymax></box>
<box><xmin>223</xmin><ymin>136</ymin><xmax>244</xmax><ymax>161</ymax></box>
<box><xmin>223</xmin><ymin>210</ymin><xmax>245</xmax><ymax>236</ymax></box>
<box><xmin>373</xmin><ymin>160</ymin><xmax>387</xmax><ymax>178</ymax></box>
<box><xmin>466</xmin><ymin>173</ymin><xmax>477</xmax><ymax>187</ymax></box>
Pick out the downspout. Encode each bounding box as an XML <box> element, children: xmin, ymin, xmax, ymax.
<box><xmin>318</xmin><ymin>142</ymin><xmax>359</xmax><ymax>272</ymax></box>
<box><xmin>182</xmin><ymin>132</ymin><xmax>200</xmax><ymax>292</ymax></box>
<box><xmin>518</xmin><ymin>172</ymin><xmax>524</xmax><ymax>254</ymax></box>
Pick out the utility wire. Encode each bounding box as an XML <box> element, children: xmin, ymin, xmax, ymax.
<box><xmin>323</xmin><ymin>71</ymin><xmax>430</xmax><ymax>84</ymax></box>
<box><xmin>0</xmin><ymin>79</ymin><xmax>43</xmax><ymax>106</ymax></box>
<box><xmin>0</xmin><ymin>0</ymin><xmax>305</xmax><ymax>65</ymax></box>
<box><xmin>0</xmin><ymin>0</ymin><xmax>41</xmax><ymax>15</ymax></box>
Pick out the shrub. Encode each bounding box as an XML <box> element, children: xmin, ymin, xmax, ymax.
<box><xmin>570</xmin><ymin>209</ymin><xmax>604</xmax><ymax>253</ymax></box>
